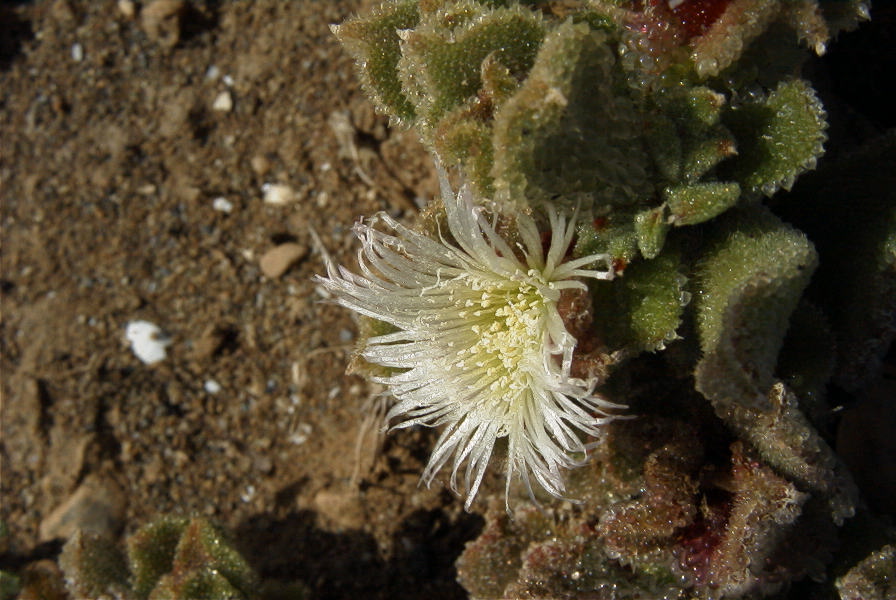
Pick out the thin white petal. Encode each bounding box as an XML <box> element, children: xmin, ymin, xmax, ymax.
<box><xmin>316</xmin><ymin>167</ymin><xmax>624</xmax><ymax>508</ymax></box>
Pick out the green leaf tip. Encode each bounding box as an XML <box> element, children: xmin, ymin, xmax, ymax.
<box><xmin>332</xmin><ymin>0</ymin><xmax>420</xmax><ymax>124</ymax></box>
<box><xmin>664</xmin><ymin>181</ymin><xmax>741</xmax><ymax>226</ymax></box>
<box><xmin>722</xmin><ymin>78</ymin><xmax>827</xmax><ymax>196</ymax></box>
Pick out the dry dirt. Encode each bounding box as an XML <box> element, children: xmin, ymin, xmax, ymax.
<box><xmin>0</xmin><ymin>1</ymin><xmax>482</xmax><ymax>598</ymax></box>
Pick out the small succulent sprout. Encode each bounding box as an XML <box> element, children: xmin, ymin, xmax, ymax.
<box><xmin>130</xmin><ymin>516</ymin><xmax>258</xmax><ymax>600</ymax></box>
<box><xmin>129</xmin><ymin>515</ymin><xmax>190</xmax><ymax>598</ymax></box>
<box><xmin>59</xmin><ymin>530</ymin><xmax>131</xmax><ymax>599</ymax></box>
<box><xmin>317</xmin><ymin>167</ymin><xmax>624</xmax><ymax>508</ymax></box>
<box><xmin>634</xmin><ymin>204</ymin><xmax>669</xmax><ymax>259</ymax></box>
<box><xmin>59</xmin><ymin>515</ymin><xmax>261</xmax><ymax>600</ymax></box>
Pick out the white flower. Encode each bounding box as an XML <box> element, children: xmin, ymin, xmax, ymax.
<box><xmin>317</xmin><ymin>172</ymin><xmax>621</xmax><ymax>509</ymax></box>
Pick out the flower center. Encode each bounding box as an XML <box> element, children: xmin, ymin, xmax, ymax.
<box><xmin>451</xmin><ymin>272</ymin><xmax>551</xmax><ymax>404</ymax></box>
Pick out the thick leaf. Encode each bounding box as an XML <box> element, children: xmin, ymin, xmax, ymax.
<box><xmin>722</xmin><ymin>79</ymin><xmax>827</xmax><ymax>196</ymax></box>
<box><xmin>694</xmin><ymin>206</ymin><xmax>817</xmax><ymax>407</ymax></box>
<box><xmin>332</xmin><ymin>0</ymin><xmax>419</xmax><ymax>123</ymax></box>
<box><xmin>491</xmin><ymin>21</ymin><xmax>651</xmax><ymax>211</ymax></box>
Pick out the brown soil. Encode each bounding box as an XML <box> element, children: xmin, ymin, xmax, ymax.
<box><xmin>0</xmin><ymin>1</ymin><xmax>482</xmax><ymax>598</ymax></box>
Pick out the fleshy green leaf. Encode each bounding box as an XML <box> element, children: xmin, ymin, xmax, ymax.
<box><xmin>694</xmin><ymin>205</ymin><xmax>817</xmax><ymax>407</ymax></box>
<box><xmin>592</xmin><ymin>250</ymin><xmax>687</xmax><ymax>353</ymax></box>
<box><xmin>722</xmin><ymin>78</ymin><xmax>827</xmax><ymax>196</ymax></box>
<box><xmin>332</xmin><ymin>0</ymin><xmax>419</xmax><ymax>123</ymax></box>
<box><xmin>680</xmin><ymin>132</ymin><xmax>737</xmax><ymax>183</ymax></box>
<box><xmin>694</xmin><ymin>207</ymin><xmax>857</xmax><ymax>522</ymax></box>
<box><xmin>574</xmin><ymin>211</ymin><xmax>639</xmax><ymax>270</ymax></box>
<box><xmin>491</xmin><ymin>21</ymin><xmax>651</xmax><ymax>211</ymax></box>
<box><xmin>129</xmin><ymin>515</ymin><xmax>189</xmax><ymax>600</ymax></box>
<box><xmin>664</xmin><ymin>181</ymin><xmax>741</xmax><ymax>226</ymax></box>
<box><xmin>634</xmin><ymin>205</ymin><xmax>669</xmax><ymax>259</ymax></box>
<box><xmin>59</xmin><ymin>530</ymin><xmax>131</xmax><ymax>600</ymax></box>
<box><xmin>170</xmin><ymin>519</ymin><xmax>258</xmax><ymax>599</ymax></box>
<box><xmin>399</xmin><ymin>1</ymin><xmax>544</xmax><ymax>137</ymax></box>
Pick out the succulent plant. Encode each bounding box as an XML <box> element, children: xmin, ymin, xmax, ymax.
<box><xmin>328</xmin><ymin>0</ymin><xmax>894</xmax><ymax>598</ymax></box>
<box><xmin>836</xmin><ymin>544</ymin><xmax>896</xmax><ymax>600</ymax></box>
<box><xmin>59</xmin><ymin>515</ymin><xmax>307</xmax><ymax>600</ymax></box>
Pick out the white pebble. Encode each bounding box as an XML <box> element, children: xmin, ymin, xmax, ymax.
<box><xmin>222</xmin><ymin>74</ymin><xmax>235</xmax><ymax>87</ymax></box>
<box><xmin>71</xmin><ymin>43</ymin><xmax>84</xmax><ymax>62</ymax></box>
<box><xmin>262</xmin><ymin>183</ymin><xmax>296</xmax><ymax>205</ymax></box>
<box><xmin>118</xmin><ymin>0</ymin><xmax>135</xmax><ymax>18</ymax></box>
<box><xmin>212</xmin><ymin>91</ymin><xmax>233</xmax><ymax>112</ymax></box>
<box><xmin>240</xmin><ymin>484</ymin><xmax>256</xmax><ymax>503</ymax></box>
<box><xmin>204</xmin><ymin>379</ymin><xmax>222</xmax><ymax>394</ymax></box>
<box><xmin>289</xmin><ymin>423</ymin><xmax>312</xmax><ymax>445</ymax></box>
<box><xmin>125</xmin><ymin>320</ymin><xmax>171</xmax><ymax>365</ymax></box>
<box><xmin>212</xmin><ymin>197</ymin><xmax>233</xmax><ymax>213</ymax></box>
<box><xmin>205</xmin><ymin>64</ymin><xmax>221</xmax><ymax>81</ymax></box>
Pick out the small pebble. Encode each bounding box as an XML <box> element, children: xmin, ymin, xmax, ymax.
<box><xmin>212</xmin><ymin>90</ymin><xmax>233</xmax><ymax>112</ymax></box>
<box><xmin>250</xmin><ymin>155</ymin><xmax>271</xmax><ymax>176</ymax></box>
<box><xmin>212</xmin><ymin>197</ymin><xmax>234</xmax><ymax>213</ymax></box>
<box><xmin>71</xmin><ymin>43</ymin><xmax>83</xmax><ymax>62</ymax></box>
<box><xmin>204</xmin><ymin>379</ymin><xmax>222</xmax><ymax>394</ymax></box>
<box><xmin>259</xmin><ymin>243</ymin><xmax>308</xmax><ymax>278</ymax></box>
<box><xmin>313</xmin><ymin>486</ymin><xmax>365</xmax><ymax>531</ymax></box>
<box><xmin>39</xmin><ymin>474</ymin><xmax>126</xmax><ymax>541</ymax></box>
<box><xmin>262</xmin><ymin>182</ymin><xmax>295</xmax><ymax>205</ymax></box>
<box><xmin>50</xmin><ymin>0</ymin><xmax>75</xmax><ymax>23</ymax></box>
<box><xmin>141</xmin><ymin>0</ymin><xmax>186</xmax><ymax>49</ymax></box>
<box><xmin>289</xmin><ymin>423</ymin><xmax>312</xmax><ymax>445</ymax></box>
<box><xmin>118</xmin><ymin>0</ymin><xmax>136</xmax><ymax>18</ymax></box>
<box><xmin>240</xmin><ymin>484</ymin><xmax>256</xmax><ymax>503</ymax></box>
<box><xmin>125</xmin><ymin>320</ymin><xmax>171</xmax><ymax>365</ymax></box>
